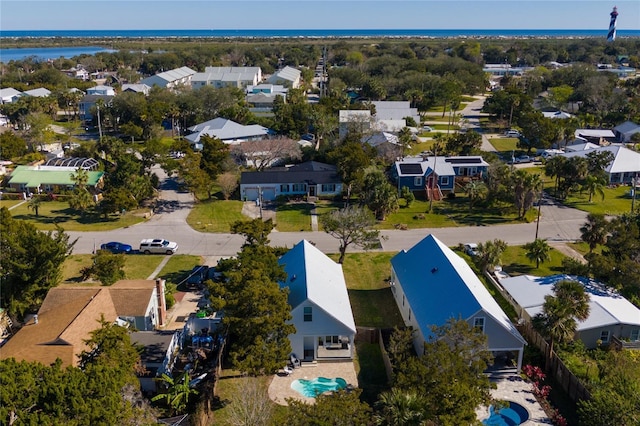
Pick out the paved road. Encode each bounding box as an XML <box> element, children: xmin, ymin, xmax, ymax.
<box><xmin>67</xmin><ymin>176</ymin><xmax>586</xmax><ymax>256</ymax></box>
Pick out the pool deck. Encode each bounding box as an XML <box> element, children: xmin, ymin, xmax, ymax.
<box><xmin>267</xmin><ymin>360</ymin><xmax>358</xmax><ymax>406</ymax></box>
<box><xmin>476</xmin><ymin>375</ymin><xmax>551</xmax><ymax>425</ymax></box>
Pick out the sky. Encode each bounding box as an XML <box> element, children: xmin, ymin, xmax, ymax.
<box><xmin>1</xmin><ymin>1</ymin><xmax>639</xmax><ymax>31</ymax></box>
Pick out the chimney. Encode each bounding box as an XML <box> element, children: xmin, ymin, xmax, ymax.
<box><xmin>156</xmin><ymin>279</ymin><xmax>167</xmax><ymax>326</ymax></box>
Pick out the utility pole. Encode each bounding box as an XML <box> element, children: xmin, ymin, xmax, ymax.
<box><xmin>535</xmin><ymin>191</ymin><xmax>543</xmax><ymax>240</ymax></box>
<box><xmin>632</xmin><ymin>173</ymin><xmax>638</xmax><ymax>213</ymax></box>
<box><xmin>429</xmin><ymin>149</ymin><xmax>438</xmax><ymax>213</ymax></box>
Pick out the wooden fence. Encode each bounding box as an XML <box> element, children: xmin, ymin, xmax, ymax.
<box><xmin>518</xmin><ymin>322</ymin><xmax>591</xmax><ymax>403</ymax></box>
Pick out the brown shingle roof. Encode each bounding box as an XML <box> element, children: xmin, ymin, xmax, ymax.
<box><xmin>0</xmin><ymin>280</ymin><xmax>157</xmax><ymax>367</ymax></box>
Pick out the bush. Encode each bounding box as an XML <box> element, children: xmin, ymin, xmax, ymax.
<box><xmin>413</xmin><ymin>213</ymin><xmax>425</xmax><ymax>220</ymax></box>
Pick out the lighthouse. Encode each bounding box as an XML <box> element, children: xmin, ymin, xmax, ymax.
<box><xmin>607</xmin><ymin>6</ymin><xmax>618</xmax><ymax>42</ymax></box>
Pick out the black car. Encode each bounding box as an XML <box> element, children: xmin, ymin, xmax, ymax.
<box><xmin>186</xmin><ymin>266</ymin><xmax>208</xmax><ymax>289</ymax></box>
<box><xmin>100</xmin><ymin>242</ymin><xmax>133</xmax><ymax>254</ymax></box>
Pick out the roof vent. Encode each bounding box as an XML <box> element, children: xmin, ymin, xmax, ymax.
<box><xmin>431</xmin><ymin>267</ymin><xmax>438</xmax><ymax>274</ymax></box>
<box><xmin>291</xmin><ymin>274</ymin><xmax>296</xmax><ymax>282</ymax></box>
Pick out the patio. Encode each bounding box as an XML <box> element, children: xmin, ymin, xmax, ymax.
<box><xmin>267</xmin><ymin>361</ymin><xmax>358</xmax><ymax>406</ymax></box>
<box><xmin>476</xmin><ymin>375</ymin><xmax>550</xmax><ymax>425</ymax></box>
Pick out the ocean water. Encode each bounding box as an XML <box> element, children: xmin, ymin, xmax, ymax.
<box><xmin>0</xmin><ymin>46</ymin><xmax>116</xmax><ymax>63</ymax></box>
<box><xmin>2</xmin><ymin>28</ymin><xmax>640</xmax><ymax>39</ymax></box>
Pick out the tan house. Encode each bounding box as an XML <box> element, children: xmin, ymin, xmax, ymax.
<box><xmin>0</xmin><ymin>280</ymin><xmax>167</xmax><ymax>367</ymax></box>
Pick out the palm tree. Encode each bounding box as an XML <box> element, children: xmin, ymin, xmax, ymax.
<box><xmin>27</xmin><ymin>195</ymin><xmax>43</xmax><ymax>217</ymax></box>
<box><xmin>152</xmin><ymin>371</ymin><xmax>199</xmax><ymax>416</ymax></box>
<box><xmin>583</xmin><ymin>175</ymin><xmax>606</xmax><ymax>203</ymax></box>
<box><xmin>397</xmin><ymin>127</ymin><xmax>412</xmax><ymax>160</ymax></box>
<box><xmin>580</xmin><ymin>213</ymin><xmax>609</xmax><ymax>253</ymax></box>
<box><xmin>533</xmin><ymin>279</ymin><xmax>590</xmax><ymax>357</ymax></box>
<box><xmin>524</xmin><ymin>238</ymin><xmax>551</xmax><ymax>268</ymax></box>
<box><xmin>464</xmin><ymin>181</ymin><xmax>487</xmax><ymax>211</ymax></box>
<box><xmin>375</xmin><ymin>388</ymin><xmax>426</xmax><ymax>426</ymax></box>
<box><xmin>476</xmin><ymin>239</ymin><xmax>508</xmax><ymax>272</ymax></box>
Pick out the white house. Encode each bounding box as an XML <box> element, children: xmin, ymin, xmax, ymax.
<box><xmin>185</xmin><ymin>117</ymin><xmax>271</xmax><ymax>147</ymax></box>
<box><xmin>498</xmin><ymin>274</ymin><xmax>640</xmax><ymax>348</ymax></box>
<box><xmin>0</xmin><ymin>87</ymin><xmax>23</xmax><ymax>104</ymax></box>
<box><xmin>390</xmin><ymin>234</ymin><xmax>526</xmax><ymax>371</ymax></box>
<box><xmin>542</xmin><ymin>110</ymin><xmax>573</xmax><ymax>119</ymax></box>
<box><xmin>614</xmin><ymin>120</ymin><xmax>640</xmax><ymax>143</ymax></box>
<box><xmin>23</xmin><ymin>87</ymin><xmax>52</xmax><ymax>98</ymax></box>
<box><xmin>87</xmin><ymin>85</ymin><xmax>116</xmax><ymax>96</ymax></box>
<box><xmin>267</xmin><ymin>66</ymin><xmax>301</xmax><ymax>89</ymax></box>
<box><xmin>140</xmin><ymin>66</ymin><xmax>196</xmax><ymax>90</ymax></box>
<box><xmin>574</xmin><ymin>128</ymin><xmax>616</xmax><ymax>144</ymax></box>
<box><xmin>191</xmin><ymin>66</ymin><xmax>262</xmax><ymax>89</ymax></box>
<box><xmin>278</xmin><ymin>240</ymin><xmax>357</xmax><ymax>361</ymax></box>
<box><xmin>561</xmin><ymin>145</ymin><xmax>640</xmax><ymax>184</ymax></box>
<box><xmin>372</xmin><ymin>101</ymin><xmax>420</xmax><ymax>127</ymax></box>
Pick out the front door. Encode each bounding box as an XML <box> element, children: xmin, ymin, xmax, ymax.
<box><xmin>303</xmin><ymin>336</ymin><xmax>315</xmax><ymax>360</ymax></box>
<box><xmin>309</xmin><ymin>185</ymin><xmax>316</xmax><ymax>196</ymax></box>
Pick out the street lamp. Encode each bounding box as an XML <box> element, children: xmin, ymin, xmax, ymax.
<box><xmin>534</xmin><ymin>185</ymin><xmax>545</xmax><ymax>240</ymax></box>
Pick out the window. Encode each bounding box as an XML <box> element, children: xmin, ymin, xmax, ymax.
<box><xmin>414</xmin><ymin>177</ymin><xmax>423</xmax><ymax>187</ymax></box>
<box><xmin>402</xmin><ymin>295</ymin><xmax>405</xmax><ymax>306</ymax></box>
<box><xmin>600</xmin><ymin>330</ymin><xmax>610</xmax><ymax>343</ymax></box>
<box><xmin>321</xmin><ymin>183</ymin><xmax>336</xmax><ymax>192</ymax></box>
<box><xmin>474</xmin><ymin>317</ymin><xmax>485</xmax><ymax>332</ymax></box>
<box><xmin>441</xmin><ymin>176</ymin><xmax>450</xmax><ymax>186</ymax></box>
<box><xmin>630</xmin><ymin>330</ymin><xmax>639</xmax><ymax>342</ymax></box>
<box><xmin>292</xmin><ymin>183</ymin><xmax>306</xmax><ymax>192</ymax></box>
<box><xmin>303</xmin><ymin>307</ymin><xmax>312</xmax><ymax>322</ymax></box>
<box><xmin>408</xmin><ymin>309</ymin><xmax>411</xmax><ymax>321</ymax></box>
<box><xmin>280</xmin><ymin>184</ymin><xmax>290</xmax><ymax>192</ymax></box>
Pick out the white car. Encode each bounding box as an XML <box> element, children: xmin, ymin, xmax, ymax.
<box><xmin>464</xmin><ymin>243</ymin><xmax>479</xmax><ymax>257</ymax></box>
<box><xmin>139</xmin><ymin>238</ymin><xmax>178</xmax><ymax>255</ymax></box>
<box><xmin>422</xmin><ymin>125</ymin><xmax>434</xmax><ymax>132</ymax></box>
<box><xmin>505</xmin><ymin>130</ymin><xmax>521</xmax><ymax>137</ymax></box>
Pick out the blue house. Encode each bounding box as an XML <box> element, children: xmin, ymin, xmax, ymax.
<box><xmin>390</xmin><ymin>234</ymin><xmax>526</xmax><ymax>372</ymax></box>
<box><xmin>392</xmin><ymin>155</ymin><xmax>488</xmax><ymax>199</ymax></box>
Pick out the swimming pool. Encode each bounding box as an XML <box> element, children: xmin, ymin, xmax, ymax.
<box><xmin>290</xmin><ymin>377</ymin><xmax>347</xmax><ymax>397</ymax></box>
<box><xmin>482</xmin><ymin>401</ymin><xmax>530</xmax><ymax>426</ymax></box>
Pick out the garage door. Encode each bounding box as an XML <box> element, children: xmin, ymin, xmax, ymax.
<box><xmin>244</xmin><ymin>188</ymin><xmax>259</xmax><ymax>201</ymax></box>
<box><xmin>262</xmin><ymin>188</ymin><xmax>276</xmax><ymax>201</ymax></box>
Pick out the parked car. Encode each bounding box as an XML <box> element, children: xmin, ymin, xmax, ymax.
<box><xmin>186</xmin><ymin>265</ymin><xmax>208</xmax><ymax>289</ymax></box>
<box><xmin>100</xmin><ymin>241</ymin><xmax>133</xmax><ymax>254</ymax></box>
<box><xmin>515</xmin><ymin>155</ymin><xmax>533</xmax><ymax>164</ymax></box>
<box><xmin>422</xmin><ymin>125</ymin><xmax>434</xmax><ymax>132</ymax></box>
<box><xmin>139</xmin><ymin>239</ymin><xmax>178</xmax><ymax>255</ymax></box>
<box><xmin>464</xmin><ymin>243</ymin><xmax>479</xmax><ymax>257</ymax></box>
<box><xmin>206</xmin><ymin>267</ymin><xmax>223</xmax><ymax>282</ymax></box>
<box><xmin>504</xmin><ymin>130</ymin><xmax>521</xmax><ymax>137</ymax></box>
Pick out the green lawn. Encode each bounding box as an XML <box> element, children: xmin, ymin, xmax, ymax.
<box><xmin>0</xmin><ymin>199</ymin><xmax>24</xmax><ymax>209</ymax></box>
<box><xmin>487</xmin><ymin>137</ymin><xmax>520</xmax><ymax>153</ymax></box>
<box><xmin>381</xmin><ymin>197</ymin><xmax>535</xmax><ymax>230</ymax></box>
<box><xmin>407</xmin><ymin>140</ymin><xmax>436</xmax><ymax>156</ymax></box>
<box><xmin>186</xmin><ymin>200</ymin><xmax>245</xmax><ymax>233</ymax></box>
<box><xmin>563</xmin><ymin>185</ymin><xmax>636</xmax><ymax>216</ymax></box>
<box><xmin>8</xmin><ymin>200</ymin><xmax>147</xmax><ymax>231</ymax></box>
<box><xmin>61</xmin><ymin>253</ymin><xmax>199</xmax><ymax>284</ymax></box>
<box><xmin>275</xmin><ymin>203</ymin><xmax>314</xmax><ymax>232</ymax></box>
<box><xmin>334</xmin><ymin>252</ymin><xmax>393</xmax><ymax>290</ymax></box>
<box><xmin>501</xmin><ymin>245</ymin><xmax>566</xmax><ymax>277</ymax></box>
<box><xmin>354</xmin><ymin>342</ymin><xmax>389</xmax><ymax>404</ymax></box>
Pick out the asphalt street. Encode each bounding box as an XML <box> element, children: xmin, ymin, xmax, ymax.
<box><xmin>66</xmin><ymin>99</ymin><xmax>588</xmax><ymax>257</ymax></box>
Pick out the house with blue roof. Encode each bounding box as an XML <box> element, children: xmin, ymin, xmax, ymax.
<box><xmin>390</xmin><ymin>234</ymin><xmax>526</xmax><ymax>371</ymax></box>
<box><xmin>278</xmin><ymin>240</ymin><xmax>356</xmax><ymax>361</ymax></box>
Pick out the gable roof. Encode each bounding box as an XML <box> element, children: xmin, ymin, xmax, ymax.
<box><xmin>278</xmin><ymin>240</ymin><xmax>356</xmax><ymax>333</ymax></box>
<box><xmin>269</xmin><ymin>66</ymin><xmax>301</xmax><ymax>82</ymax></box>
<box><xmin>499</xmin><ymin>274</ymin><xmax>640</xmax><ymax>331</ymax></box>
<box><xmin>561</xmin><ymin>145</ymin><xmax>640</xmax><ymax>174</ymax></box>
<box><xmin>372</xmin><ymin>101</ymin><xmax>420</xmax><ymax>122</ymax></box>
<box><xmin>150</xmin><ymin>66</ymin><xmax>196</xmax><ymax>84</ymax></box>
<box><xmin>394</xmin><ymin>156</ymin><xmax>456</xmax><ymax>177</ymax></box>
<box><xmin>363</xmin><ymin>131</ymin><xmax>400</xmax><ymax>147</ymax></box>
<box><xmin>121</xmin><ymin>83</ymin><xmax>152</xmax><ymax>94</ymax></box>
<box><xmin>0</xmin><ymin>280</ymin><xmax>158</xmax><ymax>367</ymax></box>
<box><xmin>391</xmin><ymin>234</ymin><xmax>525</xmax><ymax>343</ymax></box>
<box><xmin>614</xmin><ymin>120</ymin><xmax>640</xmax><ymax>134</ymax></box>
<box><xmin>23</xmin><ymin>88</ymin><xmax>52</xmax><ymax>97</ymax></box>
<box><xmin>186</xmin><ymin>118</ymin><xmax>270</xmax><ymax>143</ymax></box>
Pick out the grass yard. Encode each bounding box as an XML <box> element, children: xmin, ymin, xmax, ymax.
<box><xmin>187</xmin><ymin>200</ymin><xmax>245</xmax><ymax>233</ymax></box>
<box><xmin>501</xmin><ymin>245</ymin><xmax>566</xmax><ymax>277</ymax></box>
<box><xmin>563</xmin><ymin>185</ymin><xmax>636</xmax><ymax>216</ymax></box>
<box><xmin>354</xmin><ymin>342</ymin><xmax>389</xmax><ymax>404</ymax></box>
<box><xmin>407</xmin><ymin>140</ymin><xmax>436</xmax><ymax>156</ymax></box>
<box><xmin>275</xmin><ymin>203</ymin><xmax>314</xmax><ymax>232</ymax></box>
<box><xmin>381</xmin><ymin>197</ymin><xmax>535</xmax><ymax>229</ymax></box>
<box><xmin>9</xmin><ymin>200</ymin><xmax>146</xmax><ymax>231</ymax></box>
<box><xmin>487</xmin><ymin>137</ymin><xmax>520</xmax><ymax>153</ymax></box>
<box><xmin>158</xmin><ymin>254</ymin><xmax>203</xmax><ymax>287</ymax></box>
<box><xmin>212</xmin><ymin>372</ymin><xmax>288</xmax><ymax>425</ymax></box>
<box><xmin>0</xmin><ymin>199</ymin><xmax>24</xmax><ymax>209</ymax></box>
<box><xmin>336</xmin><ymin>252</ymin><xmax>394</xmax><ymax>290</ymax></box>
<box><xmin>61</xmin><ymin>253</ymin><xmax>166</xmax><ymax>283</ymax></box>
